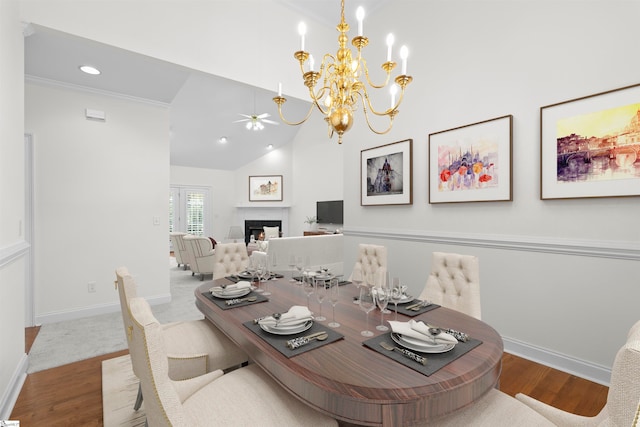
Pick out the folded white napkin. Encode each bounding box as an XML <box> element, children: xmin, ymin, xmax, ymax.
<box><xmin>258</xmin><ymin>305</ymin><xmax>313</xmax><ymax>328</ymax></box>
<box><xmin>210</xmin><ymin>281</ymin><xmax>251</xmax><ymax>294</ymax></box>
<box><xmin>388</xmin><ymin>320</ymin><xmax>458</xmax><ymax>346</ymax></box>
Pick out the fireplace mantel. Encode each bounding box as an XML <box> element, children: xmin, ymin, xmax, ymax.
<box><xmin>234</xmin><ymin>206</ymin><xmax>290</xmax><ymax>237</ymax></box>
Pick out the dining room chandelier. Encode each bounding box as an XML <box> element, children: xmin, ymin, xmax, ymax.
<box><xmin>272</xmin><ymin>0</ymin><xmax>413</xmax><ymax>144</ymax></box>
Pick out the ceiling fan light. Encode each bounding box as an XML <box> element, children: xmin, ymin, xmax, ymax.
<box><xmin>246</xmin><ymin>122</ymin><xmax>252</xmax><ymax>130</ymax></box>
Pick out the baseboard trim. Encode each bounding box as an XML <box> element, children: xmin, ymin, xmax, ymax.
<box><xmin>343</xmin><ymin>227</ymin><xmax>639</xmax><ymax>261</ymax></box>
<box><xmin>503</xmin><ymin>336</ymin><xmax>611</xmax><ymax>386</ymax></box>
<box><xmin>35</xmin><ymin>293</ymin><xmax>171</xmax><ymax>325</ymax></box>
<box><xmin>0</xmin><ymin>353</ymin><xmax>28</xmax><ymax>420</ymax></box>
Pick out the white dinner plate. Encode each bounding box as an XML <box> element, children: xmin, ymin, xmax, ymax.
<box><xmin>396</xmin><ymin>295</ymin><xmax>415</xmax><ymax>304</ymax></box>
<box><xmin>391</xmin><ymin>332</ymin><xmax>455</xmax><ymax>354</ymax></box>
<box><xmin>237</xmin><ymin>271</ymin><xmax>254</xmax><ymax>280</ymax></box>
<box><xmin>260</xmin><ymin>320</ymin><xmax>313</xmax><ymax>335</ymax></box>
<box><xmin>210</xmin><ymin>288</ymin><xmax>251</xmax><ymax>299</ymax></box>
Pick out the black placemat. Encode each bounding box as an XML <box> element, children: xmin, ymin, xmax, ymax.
<box><xmin>243</xmin><ymin>320</ymin><xmax>344</xmax><ymax>358</ymax></box>
<box><xmin>362</xmin><ymin>333</ymin><xmax>482</xmax><ymax>376</ymax></box>
<box><xmin>201</xmin><ymin>290</ymin><xmax>269</xmax><ymax>310</ymax></box>
<box><xmin>292</xmin><ymin>277</ymin><xmax>351</xmax><ymax>286</ymax></box>
<box><xmin>226</xmin><ymin>273</ymin><xmax>284</xmax><ymax>283</ymax></box>
<box><xmin>389</xmin><ymin>301</ymin><xmax>440</xmax><ymax>317</ymax></box>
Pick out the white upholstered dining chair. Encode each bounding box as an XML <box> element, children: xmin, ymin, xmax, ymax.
<box><xmin>516</xmin><ymin>319</ymin><xmax>640</xmax><ymax>427</ymax></box>
<box><xmin>169</xmin><ymin>232</ymin><xmax>189</xmax><ymax>269</ymax></box>
<box><xmin>350</xmin><ymin>243</ymin><xmax>387</xmax><ymax>286</ymax></box>
<box><xmin>418</xmin><ymin>251</ymin><xmax>481</xmax><ymax>320</ymax></box>
<box><xmin>115</xmin><ymin>267</ymin><xmax>248</xmax><ymax>410</ymax></box>
<box><xmin>183</xmin><ymin>235</ymin><xmax>215</xmax><ymax>280</ymax></box>
<box><xmin>128</xmin><ymin>296</ymin><xmax>339</xmax><ymax>427</ymax></box>
<box><xmin>212</xmin><ymin>242</ymin><xmax>250</xmax><ymax>280</ymax></box>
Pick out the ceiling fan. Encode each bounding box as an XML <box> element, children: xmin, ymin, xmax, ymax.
<box><xmin>233</xmin><ymin>112</ymin><xmax>279</xmax><ymax>131</ymax></box>
<box><xmin>234</xmin><ymin>92</ymin><xmax>279</xmax><ymax>131</ymax></box>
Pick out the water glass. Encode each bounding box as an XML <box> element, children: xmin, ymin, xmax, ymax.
<box><xmin>351</xmin><ymin>268</ymin><xmax>363</xmax><ymax>304</ymax></box>
<box><xmin>328</xmin><ymin>277</ymin><xmax>340</xmax><ymax>328</ymax></box>
<box><xmin>289</xmin><ymin>255</ymin><xmax>297</xmax><ymax>282</ymax></box>
<box><xmin>375</xmin><ymin>284</ymin><xmax>390</xmax><ymax>331</ymax></box>
<box><xmin>302</xmin><ymin>275</ymin><xmax>314</xmax><ymax>308</ymax></box>
<box><xmin>390</xmin><ymin>277</ymin><xmax>402</xmax><ymax>321</ymax></box>
<box><xmin>359</xmin><ymin>286</ymin><xmax>375</xmax><ymax>337</ymax></box>
<box><xmin>314</xmin><ymin>278</ymin><xmax>327</xmax><ymax>321</ymax></box>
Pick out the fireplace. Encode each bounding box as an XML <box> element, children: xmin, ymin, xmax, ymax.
<box><xmin>244</xmin><ymin>220</ymin><xmax>282</xmax><ymax>245</ymax></box>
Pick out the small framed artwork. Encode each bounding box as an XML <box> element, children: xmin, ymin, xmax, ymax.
<box><xmin>541</xmin><ymin>83</ymin><xmax>640</xmax><ymax>200</ymax></box>
<box><xmin>361</xmin><ymin>139</ymin><xmax>413</xmax><ymax>206</ymax></box>
<box><xmin>249</xmin><ymin>175</ymin><xmax>283</xmax><ymax>202</ymax></box>
<box><xmin>428</xmin><ymin>115</ymin><xmax>513</xmax><ymax>204</ymax></box>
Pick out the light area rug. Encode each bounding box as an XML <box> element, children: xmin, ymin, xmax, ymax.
<box><xmin>28</xmin><ymin>257</ymin><xmax>207</xmax><ymax>373</ymax></box>
<box><xmin>102</xmin><ymin>354</ymin><xmax>146</xmax><ymax>427</ymax></box>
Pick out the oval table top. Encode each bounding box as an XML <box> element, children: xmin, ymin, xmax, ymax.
<box><xmin>195</xmin><ymin>278</ymin><xmax>503</xmax><ymax>426</ymax></box>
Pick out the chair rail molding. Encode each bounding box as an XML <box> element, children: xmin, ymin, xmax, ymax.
<box><xmin>0</xmin><ymin>240</ymin><xmax>30</xmax><ymax>269</ymax></box>
<box><xmin>343</xmin><ymin>226</ymin><xmax>640</xmax><ymax>261</ymax></box>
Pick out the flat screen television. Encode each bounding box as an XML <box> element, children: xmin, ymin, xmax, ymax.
<box><xmin>316</xmin><ymin>200</ymin><xmax>343</xmax><ymax>224</ymax></box>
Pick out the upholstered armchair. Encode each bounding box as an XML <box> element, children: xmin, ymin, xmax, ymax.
<box><xmin>418</xmin><ymin>252</ymin><xmax>481</xmax><ymax>320</ymax></box>
<box><xmin>183</xmin><ymin>235</ymin><xmax>215</xmax><ymax>280</ymax></box>
<box><xmin>212</xmin><ymin>242</ymin><xmax>250</xmax><ymax>280</ymax></box>
<box><xmin>169</xmin><ymin>232</ymin><xmax>190</xmax><ymax>269</ymax></box>
<box><xmin>115</xmin><ymin>267</ymin><xmax>248</xmax><ymax>410</ymax></box>
<box><xmin>516</xmin><ymin>319</ymin><xmax>640</xmax><ymax>427</ymax></box>
<box><xmin>350</xmin><ymin>243</ymin><xmax>387</xmax><ymax>286</ymax></box>
<box><xmin>128</xmin><ymin>296</ymin><xmax>339</xmax><ymax>427</ymax></box>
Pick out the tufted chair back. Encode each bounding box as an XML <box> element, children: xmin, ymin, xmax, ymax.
<box><xmin>183</xmin><ymin>235</ymin><xmax>215</xmax><ymax>280</ymax></box>
<box><xmin>212</xmin><ymin>242</ymin><xmax>250</xmax><ymax>280</ymax></box>
<box><xmin>169</xmin><ymin>232</ymin><xmax>189</xmax><ymax>268</ymax></box>
<box><xmin>351</xmin><ymin>244</ymin><xmax>387</xmax><ymax>286</ymax></box>
<box><xmin>115</xmin><ymin>267</ymin><xmax>139</xmax><ymax>376</ymax></box>
<box><xmin>129</xmin><ymin>297</ymin><xmax>196</xmax><ymax>427</ymax></box>
<box><xmin>419</xmin><ymin>252</ymin><xmax>481</xmax><ymax>319</ymax></box>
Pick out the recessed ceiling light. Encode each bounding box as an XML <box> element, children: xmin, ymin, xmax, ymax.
<box><xmin>79</xmin><ymin>65</ymin><xmax>101</xmax><ymax>75</ymax></box>
<box><xmin>267</xmin><ymin>144</ymin><xmax>274</xmax><ymax>150</ymax></box>
<box><xmin>218</xmin><ymin>136</ymin><xmax>228</xmax><ymax>144</ymax></box>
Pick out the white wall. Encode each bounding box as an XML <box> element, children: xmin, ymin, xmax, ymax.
<box><xmin>25</xmin><ymin>82</ymin><xmax>170</xmax><ymax>323</ymax></box>
<box><xmin>0</xmin><ymin>0</ymin><xmax>27</xmax><ymax>419</ymax></box>
<box><xmin>338</xmin><ymin>0</ymin><xmax>640</xmax><ymax>384</ymax></box>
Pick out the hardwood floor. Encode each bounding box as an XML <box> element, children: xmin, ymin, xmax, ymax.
<box><xmin>11</xmin><ymin>327</ymin><xmax>608</xmax><ymax>426</ymax></box>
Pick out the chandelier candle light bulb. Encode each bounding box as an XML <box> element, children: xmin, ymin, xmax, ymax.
<box><xmin>274</xmin><ymin>0</ymin><xmax>413</xmax><ymax>144</ymax></box>
<box><xmin>386</xmin><ymin>33</ymin><xmax>394</xmax><ymax>62</ymax></box>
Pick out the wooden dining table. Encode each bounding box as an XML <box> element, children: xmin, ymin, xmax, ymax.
<box><xmin>195</xmin><ymin>277</ymin><xmax>503</xmax><ymax>427</ymax></box>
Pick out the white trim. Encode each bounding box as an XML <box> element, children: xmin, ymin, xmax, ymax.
<box><xmin>504</xmin><ymin>336</ymin><xmax>611</xmax><ymax>386</ymax></box>
<box><xmin>0</xmin><ymin>240</ymin><xmax>30</xmax><ymax>269</ymax></box>
<box><xmin>35</xmin><ymin>293</ymin><xmax>171</xmax><ymax>325</ymax></box>
<box><xmin>0</xmin><ymin>353</ymin><xmax>28</xmax><ymax>420</ymax></box>
<box><xmin>343</xmin><ymin>226</ymin><xmax>639</xmax><ymax>261</ymax></box>
<box><xmin>25</xmin><ymin>75</ymin><xmax>170</xmax><ymax>108</ymax></box>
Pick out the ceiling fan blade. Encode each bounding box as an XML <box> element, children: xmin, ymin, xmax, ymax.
<box><xmin>262</xmin><ymin>119</ymin><xmax>280</xmax><ymax>125</ymax></box>
<box><xmin>232</xmin><ymin>118</ymin><xmax>250</xmax><ymax>123</ymax></box>
<box><xmin>237</xmin><ymin>113</ymin><xmax>253</xmax><ymax>119</ymax></box>
<box><xmin>256</xmin><ymin>113</ymin><xmax>271</xmax><ymax>119</ymax></box>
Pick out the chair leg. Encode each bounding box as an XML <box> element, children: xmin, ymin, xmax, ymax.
<box><xmin>134</xmin><ymin>382</ymin><xmax>144</xmax><ymax>411</ymax></box>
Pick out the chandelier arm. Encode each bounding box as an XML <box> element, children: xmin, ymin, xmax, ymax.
<box><xmin>358</xmin><ymin>58</ymin><xmax>392</xmax><ymax>89</ymax></box>
<box><xmin>355</xmin><ymin>91</ymin><xmax>395</xmax><ymax>135</ymax></box>
<box><xmin>276</xmin><ymin>101</ymin><xmax>315</xmax><ymax>126</ymax></box>
<box><xmin>359</xmin><ymin>87</ymin><xmax>395</xmax><ymax>117</ymax></box>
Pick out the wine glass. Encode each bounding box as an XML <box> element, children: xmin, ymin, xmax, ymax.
<box><xmin>328</xmin><ymin>277</ymin><xmax>340</xmax><ymax>328</ymax></box>
<box><xmin>254</xmin><ymin>263</ymin><xmax>266</xmax><ymax>293</ymax></box>
<box><xmin>375</xmin><ymin>281</ymin><xmax>390</xmax><ymax>331</ymax></box>
<box><xmin>289</xmin><ymin>255</ymin><xmax>297</xmax><ymax>282</ymax></box>
<box><xmin>260</xmin><ymin>261</ymin><xmax>271</xmax><ymax>296</ymax></box>
<box><xmin>302</xmin><ymin>275</ymin><xmax>314</xmax><ymax>308</ymax></box>
<box><xmin>358</xmin><ymin>285</ymin><xmax>375</xmax><ymax>337</ymax></box>
<box><xmin>390</xmin><ymin>277</ymin><xmax>402</xmax><ymax>321</ymax></box>
<box><xmin>295</xmin><ymin>256</ymin><xmax>304</xmax><ymax>284</ymax></box>
<box><xmin>351</xmin><ymin>268</ymin><xmax>363</xmax><ymax>304</ymax></box>
<box><xmin>314</xmin><ymin>278</ymin><xmax>327</xmax><ymax>321</ymax></box>
<box><xmin>246</xmin><ymin>257</ymin><xmax>257</xmax><ymax>291</ymax></box>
